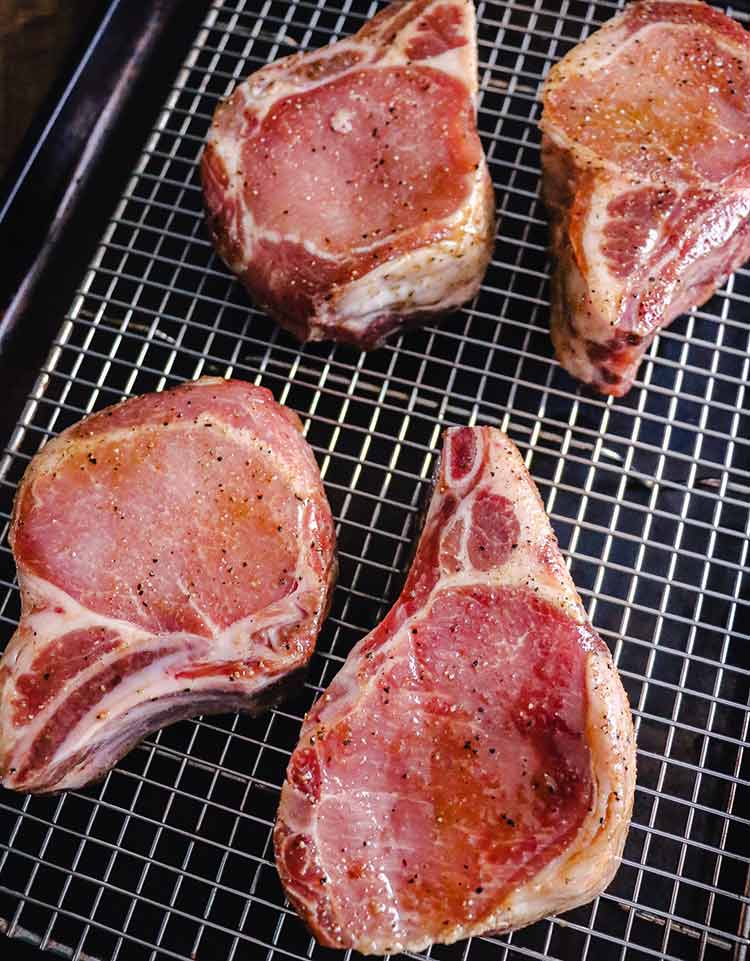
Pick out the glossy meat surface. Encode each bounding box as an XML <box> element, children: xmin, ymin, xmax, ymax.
<box><xmin>0</xmin><ymin>378</ymin><xmax>336</xmax><ymax>793</ymax></box>
<box><xmin>202</xmin><ymin>0</ymin><xmax>494</xmax><ymax>348</ymax></box>
<box><xmin>275</xmin><ymin>427</ymin><xmax>635</xmax><ymax>954</ymax></box>
<box><xmin>541</xmin><ymin>0</ymin><xmax>750</xmax><ymax>396</ymax></box>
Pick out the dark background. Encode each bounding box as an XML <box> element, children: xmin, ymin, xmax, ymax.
<box><xmin>2</xmin><ymin>938</ymin><xmax>50</xmax><ymax>959</ymax></box>
<box><xmin>1</xmin><ymin>0</ymin><xmax>100</xmax><ymax>176</ymax></box>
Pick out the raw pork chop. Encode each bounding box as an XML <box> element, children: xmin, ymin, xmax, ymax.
<box><xmin>201</xmin><ymin>0</ymin><xmax>494</xmax><ymax>349</ymax></box>
<box><xmin>275</xmin><ymin>427</ymin><xmax>635</xmax><ymax>954</ymax></box>
<box><xmin>0</xmin><ymin>378</ymin><xmax>336</xmax><ymax>793</ymax></box>
<box><xmin>540</xmin><ymin>0</ymin><xmax>750</xmax><ymax>396</ymax></box>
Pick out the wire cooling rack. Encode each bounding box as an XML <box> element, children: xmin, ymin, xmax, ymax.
<box><xmin>2</xmin><ymin>1</ymin><xmax>750</xmax><ymax>959</ymax></box>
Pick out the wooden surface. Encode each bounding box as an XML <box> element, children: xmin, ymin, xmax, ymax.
<box><xmin>1</xmin><ymin>0</ymin><xmax>99</xmax><ymax>175</ymax></box>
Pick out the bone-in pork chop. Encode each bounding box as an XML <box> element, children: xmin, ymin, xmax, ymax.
<box><xmin>275</xmin><ymin>427</ymin><xmax>635</xmax><ymax>954</ymax></box>
<box><xmin>201</xmin><ymin>0</ymin><xmax>494</xmax><ymax>349</ymax></box>
<box><xmin>0</xmin><ymin>378</ymin><xmax>336</xmax><ymax>793</ymax></box>
<box><xmin>541</xmin><ymin>0</ymin><xmax>750</xmax><ymax>396</ymax></box>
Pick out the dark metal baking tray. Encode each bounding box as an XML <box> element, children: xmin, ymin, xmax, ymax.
<box><xmin>1</xmin><ymin>2</ymin><xmax>749</xmax><ymax>960</ymax></box>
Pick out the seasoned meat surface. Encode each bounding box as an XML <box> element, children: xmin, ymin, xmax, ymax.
<box><xmin>541</xmin><ymin>0</ymin><xmax>750</xmax><ymax>395</ymax></box>
<box><xmin>202</xmin><ymin>0</ymin><xmax>494</xmax><ymax>348</ymax></box>
<box><xmin>275</xmin><ymin>426</ymin><xmax>635</xmax><ymax>954</ymax></box>
<box><xmin>0</xmin><ymin>378</ymin><xmax>336</xmax><ymax>793</ymax></box>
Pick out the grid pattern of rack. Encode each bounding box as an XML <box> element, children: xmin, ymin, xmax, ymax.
<box><xmin>1</xmin><ymin>1</ymin><xmax>750</xmax><ymax>959</ymax></box>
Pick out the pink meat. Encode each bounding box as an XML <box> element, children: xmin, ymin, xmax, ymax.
<box><xmin>201</xmin><ymin>0</ymin><xmax>494</xmax><ymax>348</ymax></box>
<box><xmin>0</xmin><ymin>378</ymin><xmax>336</xmax><ymax>793</ymax></box>
<box><xmin>540</xmin><ymin>0</ymin><xmax>750</xmax><ymax>396</ymax></box>
<box><xmin>275</xmin><ymin>427</ymin><xmax>635</xmax><ymax>954</ymax></box>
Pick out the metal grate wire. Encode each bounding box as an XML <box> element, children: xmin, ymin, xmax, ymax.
<box><xmin>2</xmin><ymin>0</ymin><xmax>750</xmax><ymax>959</ymax></box>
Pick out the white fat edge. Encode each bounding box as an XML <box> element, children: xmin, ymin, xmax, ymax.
<box><xmin>9</xmin><ymin>583</ymin><xmax>310</xmax><ymax>776</ymax></box>
<box><xmin>328</xmin><ymin>248</ymin><xmax>480</xmax><ymax>338</ymax></box>
<box><xmin>5</xmin><ymin>573</ymin><xmax>153</xmax><ymax>682</ymax></box>
<box><xmin>26</xmin><ymin>412</ymin><xmax>308</xmax><ymax>505</ymax></box>
<box><xmin>48</xmin><ymin>647</ymin><xmax>190</xmax><ymax>765</ymax></box>
<box><xmin>5</xmin><ymin>494</ymin><xmax>322</xmax><ymax>770</ymax></box>
<box><xmin>207</xmin><ymin>114</ymin><xmax>246</xmax><ymax>263</ymax></box>
<box><xmin>42</xmin><ymin>690</ymin><xmax>207</xmax><ymax>792</ymax></box>
<box><xmin>323</xmin><ymin>165</ymin><xmax>492</xmax><ymax>335</ymax></box>
<box><xmin>210</xmin><ymin>105</ymin><xmax>243</xmax><ymax>177</ymax></box>
<box><xmin>376</xmin><ymin>1</ymin><xmax>478</xmax><ymax>95</ymax></box>
<box><xmin>544</xmin><ymin>7</ymin><xmax>669</xmax><ymax>90</ymax></box>
<box><xmin>233</xmin><ymin>0</ymin><xmax>477</xmax><ymax>123</ymax></box>
<box><xmin>306</xmin><ymin>627</ymin><xmax>406</xmax><ymax>734</ymax></box>
<box><xmin>444</xmin><ymin>156</ymin><xmax>494</xmax><ymax>241</ymax></box>
<box><xmin>416</xmin><ymin>42</ymin><xmax>477</xmax><ymax>95</ymax></box>
<box><xmin>438</xmin><ymin>560</ymin><xmax>583</xmax><ymax>622</ymax></box>
<box><xmin>246</xmin><ymin>222</ymin><xmax>341</xmax><ymax>262</ymax></box>
<box><xmin>477</xmin><ymin>648</ymin><xmax>633</xmax><ymax>938</ymax></box>
<box><xmin>230</xmin><ymin>38</ymin><xmax>377</xmax><ymax>128</ymax></box>
<box><xmin>442</xmin><ymin>424</ymin><xmax>486</xmax><ymax>493</ymax></box>
<box><xmin>49</xmin><ymin>647</ymin><xmax>279</xmax><ymax>771</ymax></box>
<box><xmin>49</xmin><ymin>683</ymin><xmax>285</xmax><ymax>793</ymax></box>
<box><xmin>204</xmin><ymin>138</ymin><xmax>342</xmax><ymax>267</ymax></box>
<box><xmin>2</xmin><ymin>591</ymin><xmax>159</xmax><ymax>773</ymax></box>
<box><xmin>323</xmin><ymin>788</ymin><xmax>435</xmax><ymax>809</ymax></box>
<box><xmin>206</xmin><ymin>102</ymin><xmax>255</xmax><ymax>268</ymax></box>
<box><xmin>485</xmin><ymin>432</ymin><xmax>586</xmax><ymax>624</ymax></box>
<box><xmin>580</xmin><ymin>176</ymin><xmax>677</xmax><ymax>341</ymax></box>
<box><xmin>581</xmin><ymin>175</ymin><xmax>736</xmax><ymax>343</ymax></box>
<box><xmin>577</xmin><ymin>177</ymin><xmax>631</xmax><ymax>339</ymax></box>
